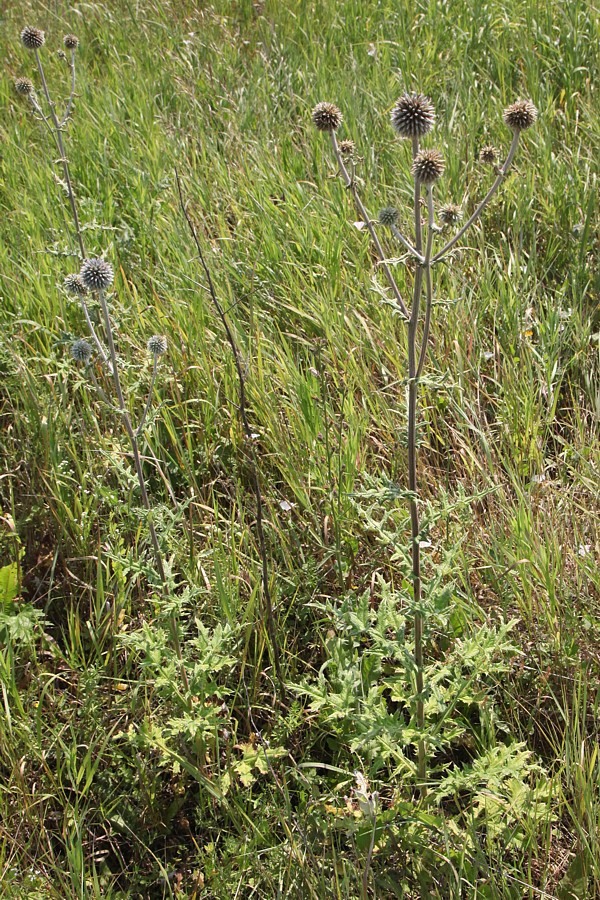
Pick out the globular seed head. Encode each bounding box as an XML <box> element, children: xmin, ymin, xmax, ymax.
<box><xmin>339</xmin><ymin>139</ymin><xmax>355</xmax><ymax>156</ymax></box>
<box><xmin>479</xmin><ymin>145</ymin><xmax>499</xmax><ymax>166</ymax></box>
<box><xmin>71</xmin><ymin>338</ymin><xmax>92</xmax><ymax>363</ymax></box>
<box><xmin>80</xmin><ymin>258</ymin><xmax>114</xmax><ymax>291</ymax></box>
<box><xmin>390</xmin><ymin>92</ymin><xmax>435</xmax><ymax>138</ymax></box>
<box><xmin>147</xmin><ymin>334</ymin><xmax>168</xmax><ymax>356</ymax></box>
<box><xmin>64</xmin><ymin>273</ymin><xmax>88</xmax><ymax>295</ymax></box>
<box><xmin>21</xmin><ymin>26</ymin><xmax>45</xmax><ymax>50</ymax></box>
<box><xmin>14</xmin><ymin>77</ymin><xmax>35</xmax><ymax>96</ymax></box>
<box><xmin>63</xmin><ymin>34</ymin><xmax>79</xmax><ymax>50</ymax></box>
<box><xmin>411</xmin><ymin>148</ymin><xmax>445</xmax><ymax>184</ymax></box>
<box><xmin>439</xmin><ymin>203</ymin><xmax>462</xmax><ymax>226</ymax></box>
<box><xmin>377</xmin><ymin>207</ymin><xmax>399</xmax><ymax>227</ymax></box>
<box><xmin>503</xmin><ymin>99</ymin><xmax>538</xmax><ymax>132</ymax></box>
<box><xmin>311</xmin><ymin>102</ymin><xmax>343</xmax><ymax>132</ymax></box>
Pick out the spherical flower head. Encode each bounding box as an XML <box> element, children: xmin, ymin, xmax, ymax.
<box><xmin>63</xmin><ymin>34</ymin><xmax>79</xmax><ymax>50</ymax></box>
<box><xmin>21</xmin><ymin>26</ymin><xmax>45</xmax><ymax>50</ymax></box>
<box><xmin>147</xmin><ymin>334</ymin><xmax>168</xmax><ymax>356</ymax></box>
<box><xmin>14</xmin><ymin>77</ymin><xmax>35</xmax><ymax>96</ymax></box>
<box><xmin>339</xmin><ymin>139</ymin><xmax>355</xmax><ymax>156</ymax></box>
<box><xmin>390</xmin><ymin>92</ymin><xmax>435</xmax><ymax>138</ymax></box>
<box><xmin>80</xmin><ymin>258</ymin><xmax>114</xmax><ymax>291</ymax></box>
<box><xmin>411</xmin><ymin>149</ymin><xmax>445</xmax><ymax>184</ymax></box>
<box><xmin>479</xmin><ymin>145</ymin><xmax>499</xmax><ymax>166</ymax></box>
<box><xmin>64</xmin><ymin>273</ymin><xmax>88</xmax><ymax>295</ymax></box>
<box><xmin>439</xmin><ymin>203</ymin><xmax>462</xmax><ymax>226</ymax></box>
<box><xmin>71</xmin><ymin>339</ymin><xmax>92</xmax><ymax>363</ymax></box>
<box><xmin>503</xmin><ymin>99</ymin><xmax>538</xmax><ymax>132</ymax></box>
<box><xmin>378</xmin><ymin>207</ymin><xmax>399</xmax><ymax>227</ymax></box>
<box><xmin>311</xmin><ymin>102</ymin><xmax>343</xmax><ymax>132</ymax></box>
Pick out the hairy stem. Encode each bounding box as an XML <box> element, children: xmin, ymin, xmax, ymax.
<box><xmin>176</xmin><ymin>170</ymin><xmax>285</xmax><ymax>700</ymax></box>
<box><xmin>97</xmin><ymin>289</ymin><xmax>190</xmax><ymax>697</ymax></box>
<box><xmin>432</xmin><ymin>132</ymin><xmax>520</xmax><ymax>264</ymax></box>
<box><xmin>330</xmin><ymin>131</ymin><xmax>410</xmax><ymax>320</ymax></box>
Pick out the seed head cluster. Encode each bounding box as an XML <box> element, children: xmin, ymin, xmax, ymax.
<box><xmin>479</xmin><ymin>145</ymin><xmax>499</xmax><ymax>166</ymax></box>
<box><xmin>311</xmin><ymin>102</ymin><xmax>343</xmax><ymax>132</ymax></box>
<box><xmin>14</xmin><ymin>77</ymin><xmax>35</xmax><ymax>96</ymax></box>
<box><xmin>147</xmin><ymin>334</ymin><xmax>168</xmax><ymax>356</ymax></box>
<box><xmin>503</xmin><ymin>100</ymin><xmax>538</xmax><ymax>132</ymax></box>
<box><xmin>80</xmin><ymin>258</ymin><xmax>114</xmax><ymax>291</ymax></box>
<box><xmin>439</xmin><ymin>203</ymin><xmax>462</xmax><ymax>226</ymax></box>
<box><xmin>71</xmin><ymin>339</ymin><xmax>92</xmax><ymax>363</ymax></box>
<box><xmin>378</xmin><ymin>207</ymin><xmax>399</xmax><ymax>227</ymax></box>
<box><xmin>21</xmin><ymin>26</ymin><xmax>45</xmax><ymax>50</ymax></box>
<box><xmin>390</xmin><ymin>92</ymin><xmax>435</xmax><ymax>138</ymax></box>
<box><xmin>64</xmin><ymin>273</ymin><xmax>88</xmax><ymax>295</ymax></box>
<box><xmin>412</xmin><ymin>149</ymin><xmax>445</xmax><ymax>184</ymax></box>
<box><xmin>63</xmin><ymin>34</ymin><xmax>79</xmax><ymax>50</ymax></box>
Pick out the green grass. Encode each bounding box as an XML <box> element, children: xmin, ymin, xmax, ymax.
<box><xmin>1</xmin><ymin>0</ymin><xmax>599</xmax><ymax>896</ymax></box>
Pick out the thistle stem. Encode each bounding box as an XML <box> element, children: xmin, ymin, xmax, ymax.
<box><xmin>136</xmin><ymin>355</ymin><xmax>158</xmax><ymax>436</ymax></box>
<box><xmin>432</xmin><ymin>132</ymin><xmax>520</xmax><ymax>264</ymax></box>
<box><xmin>330</xmin><ymin>131</ymin><xmax>409</xmax><ymax>320</ymax></box>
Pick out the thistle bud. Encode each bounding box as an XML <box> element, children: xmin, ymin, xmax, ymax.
<box><xmin>439</xmin><ymin>203</ymin><xmax>462</xmax><ymax>226</ymax></box>
<box><xmin>311</xmin><ymin>102</ymin><xmax>343</xmax><ymax>132</ymax></box>
<box><xmin>503</xmin><ymin>100</ymin><xmax>538</xmax><ymax>132</ymax></box>
<box><xmin>479</xmin><ymin>145</ymin><xmax>499</xmax><ymax>166</ymax></box>
<box><xmin>64</xmin><ymin>274</ymin><xmax>88</xmax><ymax>295</ymax></box>
<box><xmin>147</xmin><ymin>334</ymin><xmax>168</xmax><ymax>356</ymax></box>
<box><xmin>71</xmin><ymin>339</ymin><xmax>92</xmax><ymax>363</ymax></box>
<box><xmin>80</xmin><ymin>258</ymin><xmax>114</xmax><ymax>291</ymax></box>
<box><xmin>14</xmin><ymin>77</ymin><xmax>35</xmax><ymax>96</ymax></box>
<box><xmin>20</xmin><ymin>26</ymin><xmax>45</xmax><ymax>50</ymax></box>
<box><xmin>390</xmin><ymin>92</ymin><xmax>435</xmax><ymax>138</ymax></box>
<box><xmin>63</xmin><ymin>34</ymin><xmax>79</xmax><ymax>50</ymax></box>
<box><xmin>377</xmin><ymin>207</ymin><xmax>399</xmax><ymax>227</ymax></box>
<box><xmin>411</xmin><ymin>149</ymin><xmax>445</xmax><ymax>184</ymax></box>
<box><xmin>338</xmin><ymin>139</ymin><xmax>355</xmax><ymax>156</ymax></box>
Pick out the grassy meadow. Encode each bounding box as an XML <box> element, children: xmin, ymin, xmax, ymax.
<box><xmin>1</xmin><ymin>0</ymin><xmax>599</xmax><ymax>896</ymax></box>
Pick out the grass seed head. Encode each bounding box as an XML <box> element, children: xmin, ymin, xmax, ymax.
<box><xmin>503</xmin><ymin>100</ymin><xmax>538</xmax><ymax>131</ymax></box>
<box><xmin>21</xmin><ymin>26</ymin><xmax>45</xmax><ymax>50</ymax></box>
<box><xmin>378</xmin><ymin>207</ymin><xmax>400</xmax><ymax>227</ymax></box>
<box><xmin>439</xmin><ymin>203</ymin><xmax>462</xmax><ymax>226</ymax></box>
<box><xmin>412</xmin><ymin>148</ymin><xmax>445</xmax><ymax>184</ymax></box>
<box><xmin>63</xmin><ymin>34</ymin><xmax>79</xmax><ymax>50</ymax></box>
<box><xmin>64</xmin><ymin>273</ymin><xmax>88</xmax><ymax>295</ymax></box>
<box><xmin>147</xmin><ymin>334</ymin><xmax>168</xmax><ymax>356</ymax></box>
<box><xmin>479</xmin><ymin>145</ymin><xmax>499</xmax><ymax>165</ymax></box>
<box><xmin>312</xmin><ymin>102</ymin><xmax>343</xmax><ymax>132</ymax></box>
<box><xmin>390</xmin><ymin>92</ymin><xmax>435</xmax><ymax>138</ymax></box>
<box><xmin>71</xmin><ymin>339</ymin><xmax>92</xmax><ymax>363</ymax></box>
<box><xmin>80</xmin><ymin>258</ymin><xmax>114</xmax><ymax>291</ymax></box>
<box><xmin>14</xmin><ymin>77</ymin><xmax>35</xmax><ymax>96</ymax></box>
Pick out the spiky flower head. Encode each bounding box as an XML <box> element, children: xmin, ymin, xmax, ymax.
<box><xmin>147</xmin><ymin>334</ymin><xmax>168</xmax><ymax>356</ymax></box>
<box><xmin>71</xmin><ymin>339</ymin><xmax>92</xmax><ymax>363</ymax></box>
<box><xmin>14</xmin><ymin>77</ymin><xmax>35</xmax><ymax>96</ymax></box>
<box><xmin>378</xmin><ymin>207</ymin><xmax>399</xmax><ymax>227</ymax></box>
<box><xmin>479</xmin><ymin>145</ymin><xmax>499</xmax><ymax>166</ymax></box>
<box><xmin>311</xmin><ymin>102</ymin><xmax>343</xmax><ymax>132</ymax></box>
<box><xmin>64</xmin><ymin>273</ymin><xmax>88</xmax><ymax>295</ymax></box>
<box><xmin>339</xmin><ymin>139</ymin><xmax>355</xmax><ymax>156</ymax></box>
<box><xmin>411</xmin><ymin>149</ymin><xmax>445</xmax><ymax>184</ymax></box>
<box><xmin>390</xmin><ymin>92</ymin><xmax>435</xmax><ymax>138</ymax></box>
<box><xmin>503</xmin><ymin>100</ymin><xmax>538</xmax><ymax>132</ymax></box>
<box><xmin>21</xmin><ymin>26</ymin><xmax>45</xmax><ymax>50</ymax></box>
<box><xmin>439</xmin><ymin>203</ymin><xmax>462</xmax><ymax>226</ymax></box>
<box><xmin>63</xmin><ymin>34</ymin><xmax>79</xmax><ymax>50</ymax></box>
<box><xmin>80</xmin><ymin>258</ymin><xmax>114</xmax><ymax>291</ymax></box>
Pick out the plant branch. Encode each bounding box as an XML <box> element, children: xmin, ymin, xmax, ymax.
<box><xmin>175</xmin><ymin>168</ymin><xmax>285</xmax><ymax>700</ymax></box>
<box><xmin>432</xmin><ymin>132</ymin><xmax>520</xmax><ymax>264</ymax></box>
<box><xmin>330</xmin><ymin>131</ymin><xmax>410</xmax><ymax>320</ymax></box>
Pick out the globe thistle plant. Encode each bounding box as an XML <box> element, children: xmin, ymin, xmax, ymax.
<box><xmin>147</xmin><ymin>334</ymin><xmax>168</xmax><ymax>356</ymax></box>
<box><xmin>71</xmin><ymin>338</ymin><xmax>92</xmax><ymax>364</ymax></box>
<box><xmin>80</xmin><ymin>258</ymin><xmax>114</xmax><ymax>292</ymax></box>
<box><xmin>63</xmin><ymin>34</ymin><xmax>79</xmax><ymax>50</ymax></box>
<box><xmin>21</xmin><ymin>26</ymin><xmax>45</xmax><ymax>50</ymax></box>
<box><xmin>479</xmin><ymin>144</ymin><xmax>499</xmax><ymax>166</ymax></box>
<box><xmin>313</xmin><ymin>92</ymin><xmax>537</xmax><ymax>794</ymax></box>
<box><xmin>311</xmin><ymin>102</ymin><xmax>343</xmax><ymax>132</ymax></box>
<box><xmin>14</xmin><ymin>76</ymin><xmax>35</xmax><ymax>95</ymax></box>
<box><xmin>63</xmin><ymin>274</ymin><xmax>88</xmax><ymax>295</ymax></box>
